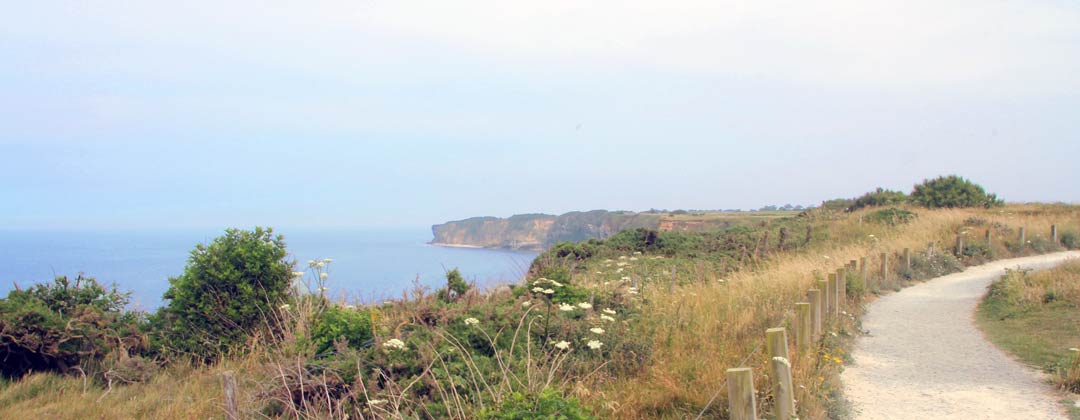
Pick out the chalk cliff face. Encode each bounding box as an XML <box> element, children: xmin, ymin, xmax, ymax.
<box><xmin>431</xmin><ymin>211</ymin><xmax>662</xmax><ymax>251</ymax></box>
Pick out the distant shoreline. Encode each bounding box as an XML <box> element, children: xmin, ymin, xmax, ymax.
<box><xmin>428</xmin><ymin>242</ymin><xmax>486</xmax><ymax>249</ymax></box>
<box><xmin>428</xmin><ymin>242</ymin><xmax>542</xmax><ymax>253</ymax></box>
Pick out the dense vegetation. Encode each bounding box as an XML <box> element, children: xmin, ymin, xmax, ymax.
<box><xmin>978</xmin><ymin>262</ymin><xmax>1080</xmax><ymax>393</ymax></box>
<box><xmin>0</xmin><ymin>176</ymin><xmax>1076</xmax><ymax>419</ymax></box>
<box><xmin>154</xmin><ymin>227</ymin><xmax>294</xmax><ymax>361</ymax></box>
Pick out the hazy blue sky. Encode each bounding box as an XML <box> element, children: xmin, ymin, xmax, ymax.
<box><xmin>3</xmin><ymin>1</ymin><xmax>1079</xmax><ymax>229</ymax></box>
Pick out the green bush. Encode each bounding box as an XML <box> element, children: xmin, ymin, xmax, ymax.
<box><xmin>0</xmin><ymin>275</ymin><xmax>145</xmax><ymax>378</ymax></box>
<box><xmin>437</xmin><ymin>268</ymin><xmax>471</xmax><ymax>303</ymax></box>
<box><xmin>850</xmin><ymin>188</ymin><xmax>908</xmax><ymax>211</ymax></box>
<box><xmin>155</xmin><ymin>227</ymin><xmax>293</xmax><ymax>360</ymax></box>
<box><xmin>910</xmin><ymin>175</ymin><xmax>1003</xmax><ymax>208</ymax></box>
<box><xmin>1060</xmin><ymin>231</ymin><xmax>1080</xmax><ymax>250</ymax></box>
<box><xmin>311</xmin><ymin>306</ymin><xmax>374</xmax><ymax>355</ymax></box>
<box><xmin>479</xmin><ymin>388</ymin><xmax>593</xmax><ymax>420</ymax></box>
<box><xmin>865</xmin><ymin>208</ymin><xmax>917</xmax><ymax>226</ymax></box>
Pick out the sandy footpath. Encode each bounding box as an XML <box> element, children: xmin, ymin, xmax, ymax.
<box><xmin>842</xmin><ymin>251</ymin><xmax>1080</xmax><ymax>420</ymax></box>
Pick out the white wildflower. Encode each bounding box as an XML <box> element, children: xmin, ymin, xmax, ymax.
<box><xmin>602</xmin><ymin>308</ymin><xmax>617</xmax><ymax>315</ymax></box>
<box><xmin>619</xmin><ymin>256</ymin><xmax>628</xmax><ymax>260</ymax></box>
<box><xmin>627</xmin><ymin>287</ymin><xmax>639</xmax><ymax>295</ymax></box>
<box><xmin>559</xmin><ymin>303</ymin><xmax>575</xmax><ymax>312</ymax></box>
<box><xmin>616</xmin><ymin>268</ymin><xmax>624</xmax><ymax>273</ymax></box>
<box><xmin>322</xmin><ymin>258</ymin><xmax>333</xmax><ymax>264</ymax></box>
<box><xmin>318</xmin><ymin>286</ymin><xmax>328</xmax><ymax>292</ymax></box>
<box><xmin>320</xmin><ymin>272</ymin><xmax>329</xmax><ymax>279</ymax></box>
<box><xmin>532</xmin><ymin>287</ymin><xmax>544</xmax><ymax>293</ymax></box>
<box><xmin>590</xmin><ymin>327</ymin><xmax>605</xmax><ymax>335</ymax></box>
<box><xmin>823</xmin><ymin>255</ymin><xmax>831</xmax><ymax>260</ymax></box>
<box><xmin>600</xmin><ymin>314</ymin><xmax>616</xmax><ymax>322</ymax></box>
<box><xmin>542</xmin><ymin>289</ymin><xmax>554</xmax><ymax>294</ymax></box>
<box><xmin>587</xmin><ymin>340</ymin><xmax>604</xmax><ymax>350</ymax></box>
<box><xmin>522</xmin><ymin>300</ymin><xmax>532</xmax><ymax>308</ymax></box>
<box><xmin>464</xmin><ymin>317</ymin><xmax>479</xmax><ymax>326</ymax></box>
<box><xmin>316</xmin><ymin>261</ymin><xmax>326</xmax><ymax>268</ymax></box>
<box><xmin>382</xmin><ymin>338</ymin><xmax>406</xmax><ymax>350</ymax></box>
<box><xmin>291</xmin><ymin>271</ymin><xmax>305</xmax><ymax>278</ymax></box>
<box><xmin>1069</xmin><ymin>348</ymin><xmax>1080</xmax><ymax>352</ymax></box>
<box><xmin>577</xmin><ymin>302</ymin><xmax>593</xmax><ymax>309</ymax></box>
<box><xmin>550</xmin><ymin>280</ymin><xmax>563</xmax><ymax>287</ymax></box>
<box><xmin>595</xmin><ymin>271</ymin><xmax>604</xmax><ymax>274</ymax></box>
<box><xmin>307</xmin><ymin>260</ymin><xmax>317</xmax><ymax>268</ymax></box>
<box><xmin>633</xmin><ymin>251</ymin><xmax>642</xmax><ymax>255</ymax></box>
<box><xmin>616</xmin><ymin>262</ymin><xmax>628</xmax><ymax>267</ymax></box>
<box><xmin>629</xmin><ymin>257</ymin><xmax>639</xmax><ymax>261</ymax></box>
<box><xmin>868</xmin><ymin>234</ymin><xmax>875</xmax><ymax>238</ymax></box>
<box><xmin>367</xmin><ymin>399</ymin><xmax>386</xmax><ymax>406</ymax></box>
<box><xmin>279</xmin><ymin>304</ymin><xmax>291</xmax><ymax>310</ymax></box>
<box><xmin>554</xmin><ymin>340</ymin><xmax>570</xmax><ymax>350</ymax></box>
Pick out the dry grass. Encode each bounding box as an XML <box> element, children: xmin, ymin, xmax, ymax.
<box><xmin>1</xmin><ymin>204</ymin><xmax>1077</xmax><ymax>419</ymax></box>
<box><xmin>588</xmin><ymin>204</ymin><xmax>1080</xmax><ymax>419</ymax></box>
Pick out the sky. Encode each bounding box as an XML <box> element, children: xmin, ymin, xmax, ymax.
<box><xmin>3</xmin><ymin>0</ymin><xmax>1079</xmax><ymax>230</ymax></box>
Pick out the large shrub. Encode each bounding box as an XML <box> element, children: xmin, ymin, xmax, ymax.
<box><xmin>156</xmin><ymin>227</ymin><xmax>293</xmax><ymax>360</ymax></box>
<box><xmin>0</xmin><ymin>275</ymin><xmax>145</xmax><ymax>378</ymax></box>
<box><xmin>310</xmin><ymin>306</ymin><xmax>374</xmax><ymax>355</ymax></box>
<box><xmin>849</xmin><ymin>188</ymin><xmax>908</xmax><ymax>211</ymax></box>
<box><xmin>910</xmin><ymin>175</ymin><xmax>1003</xmax><ymax>208</ymax></box>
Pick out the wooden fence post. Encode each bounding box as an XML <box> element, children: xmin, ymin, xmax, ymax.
<box><xmin>955</xmin><ymin>232</ymin><xmax>964</xmax><ymax>257</ymax></box>
<box><xmin>1019</xmin><ymin>227</ymin><xmax>1026</xmax><ymax>248</ymax></box>
<box><xmin>903</xmin><ymin>248</ymin><xmax>911</xmax><ymax>270</ymax></box>
<box><xmin>726</xmin><ymin>368</ymin><xmax>757</xmax><ymax>420</ymax></box>
<box><xmin>1052</xmin><ymin>225</ymin><xmax>1058</xmax><ymax>244</ymax></box>
<box><xmin>807</xmin><ymin>289</ymin><xmax>822</xmax><ymax>339</ymax></box>
<box><xmin>879</xmin><ymin>253</ymin><xmax>888</xmax><ymax>283</ymax></box>
<box><xmin>985</xmin><ymin>228</ymin><xmax>992</xmax><ymax>247</ymax></box>
<box><xmin>818</xmin><ymin>279</ymin><xmax>831</xmax><ymax>319</ymax></box>
<box><xmin>222</xmin><ymin>371</ymin><xmax>239</xmax><ymax>420</ymax></box>
<box><xmin>926</xmin><ymin>242</ymin><xmax>935</xmax><ymax>258</ymax></box>
<box><xmin>766</xmin><ymin>328</ymin><xmax>795</xmax><ymax>420</ymax></box>
<box><xmin>795</xmin><ymin>302</ymin><xmax>811</xmax><ymax>353</ymax></box>
<box><xmin>827</xmin><ymin>274</ymin><xmax>838</xmax><ymax>316</ymax></box>
<box><xmin>859</xmin><ymin>256</ymin><xmax>868</xmax><ymax>290</ymax></box>
<box><xmin>836</xmin><ymin>268</ymin><xmax>847</xmax><ymax>303</ymax></box>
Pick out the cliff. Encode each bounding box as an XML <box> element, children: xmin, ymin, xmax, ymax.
<box><xmin>431</xmin><ymin>210</ymin><xmax>662</xmax><ymax>251</ymax></box>
<box><xmin>431</xmin><ymin>210</ymin><xmax>792</xmax><ymax>250</ymax></box>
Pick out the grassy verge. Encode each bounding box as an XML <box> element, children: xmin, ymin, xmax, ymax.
<box><xmin>1</xmin><ymin>203</ymin><xmax>1078</xmax><ymax>419</ymax></box>
<box><xmin>976</xmin><ymin>261</ymin><xmax>1080</xmax><ymax>398</ymax></box>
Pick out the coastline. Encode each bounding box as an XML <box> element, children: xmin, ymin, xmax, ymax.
<box><xmin>428</xmin><ymin>242</ymin><xmax>543</xmax><ymax>253</ymax></box>
<box><xmin>428</xmin><ymin>242</ymin><xmax>487</xmax><ymax>249</ymax></box>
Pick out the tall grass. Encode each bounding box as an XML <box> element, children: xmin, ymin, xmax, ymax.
<box><xmin>1</xmin><ymin>204</ymin><xmax>1077</xmax><ymax>419</ymax></box>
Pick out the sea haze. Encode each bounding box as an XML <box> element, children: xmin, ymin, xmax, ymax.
<box><xmin>0</xmin><ymin>227</ymin><xmax>537</xmax><ymax>311</ymax></box>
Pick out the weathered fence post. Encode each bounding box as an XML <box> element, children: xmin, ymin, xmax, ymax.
<box><xmin>1019</xmin><ymin>227</ymin><xmax>1026</xmax><ymax>247</ymax></box>
<box><xmin>818</xmin><ymin>278</ymin><xmax>831</xmax><ymax>319</ymax></box>
<box><xmin>222</xmin><ymin>371</ymin><xmax>239</xmax><ymax>420</ymax></box>
<box><xmin>1052</xmin><ymin>225</ymin><xmax>1058</xmax><ymax>244</ymax></box>
<box><xmin>926</xmin><ymin>242</ymin><xmax>935</xmax><ymax>258</ymax></box>
<box><xmin>879</xmin><ymin>253</ymin><xmax>888</xmax><ymax>283</ymax></box>
<box><xmin>795</xmin><ymin>302</ymin><xmax>811</xmax><ymax>353</ymax></box>
<box><xmin>849</xmin><ymin>260</ymin><xmax>858</xmax><ymax>271</ymax></box>
<box><xmin>836</xmin><ymin>268</ymin><xmax>847</xmax><ymax>303</ymax></box>
<box><xmin>807</xmin><ymin>289</ymin><xmax>822</xmax><ymax>339</ymax></box>
<box><xmin>779</xmin><ymin>227</ymin><xmax>788</xmax><ymax>250</ymax></box>
<box><xmin>903</xmin><ymin>248</ymin><xmax>911</xmax><ymax>270</ymax></box>
<box><xmin>827</xmin><ymin>274</ymin><xmax>838</xmax><ymax>316</ymax></box>
<box><xmin>985</xmin><ymin>228</ymin><xmax>992</xmax><ymax>247</ymax></box>
<box><xmin>955</xmin><ymin>232</ymin><xmax>964</xmax><ymax>257</ymax></box>
<box><xmin>766</xmin><ymin>328</ymin><xmax>796</xmax><ymax>420</ymax></box>
<box><xmin>859</xmin><ymin>256</ymin><xmax>868</xmax><ymax>290</ymax></box>
<box><xmin>726</xmin><ymin>368</ymin><xmax>757</xmax><ymax>420</ymax></box>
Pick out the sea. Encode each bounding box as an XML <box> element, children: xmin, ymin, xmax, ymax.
<box><xmin>0</xmin><ymin>227</ymin><xmax>538</xmax><ymax>311</ymax></box>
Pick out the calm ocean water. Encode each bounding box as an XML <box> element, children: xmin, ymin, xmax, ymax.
<box><xmin>0</xmin><ymin>228</ymin><xmax>537</xmax><ymax>311</ymax></box>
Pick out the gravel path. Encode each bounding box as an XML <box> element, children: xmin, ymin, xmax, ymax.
<box><xmin>842</xmin><ymin>251</ymin><xmax>1080</xmax><ymax>420</ymax></box>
